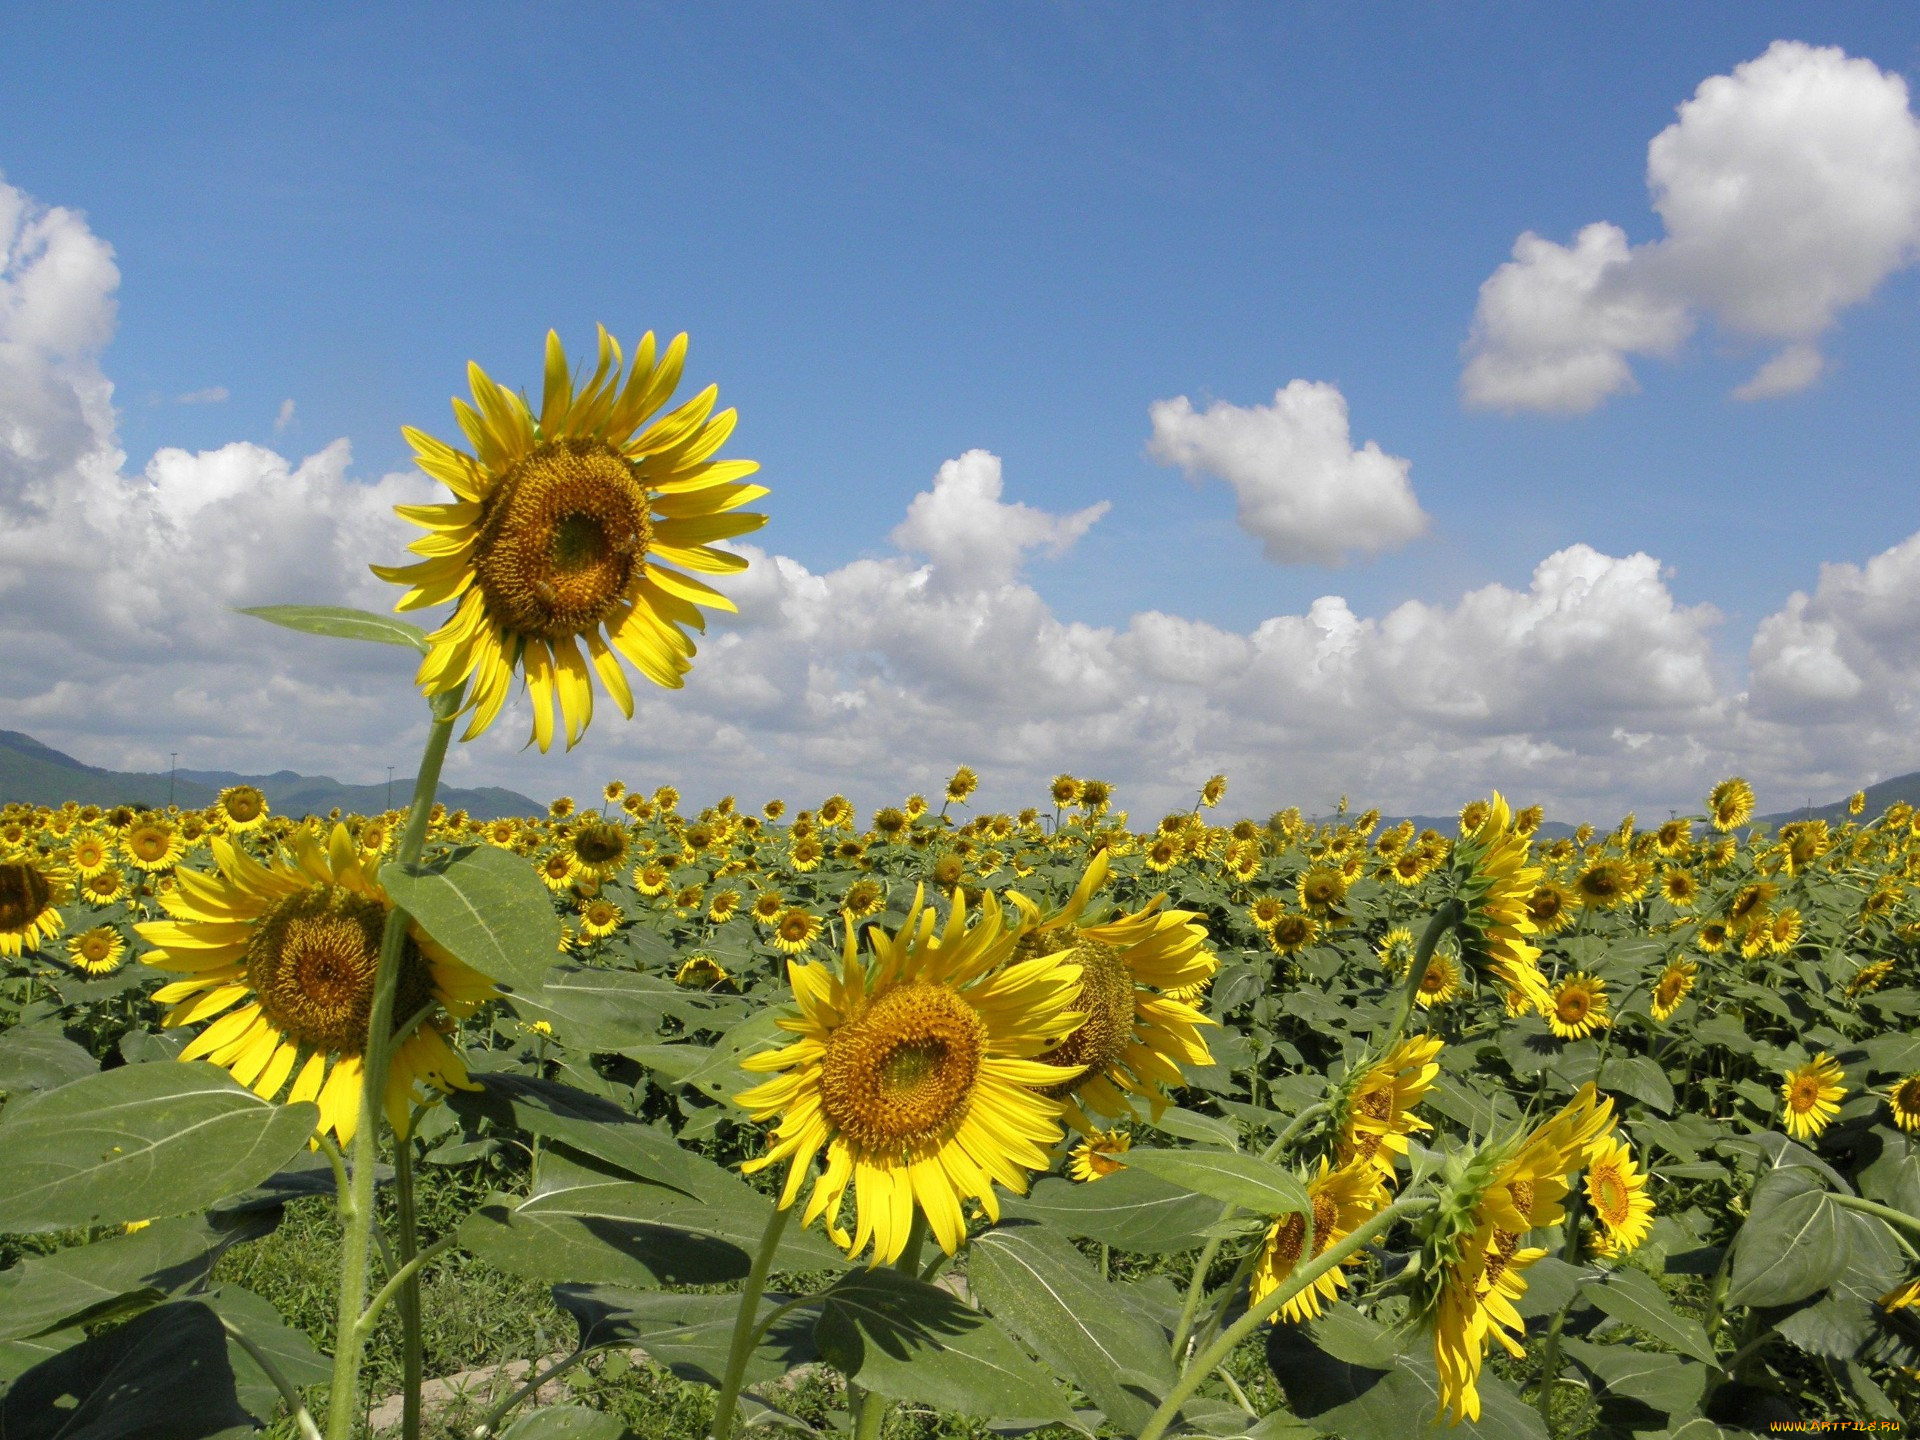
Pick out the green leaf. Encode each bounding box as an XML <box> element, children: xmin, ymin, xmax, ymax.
<box><xmin>200</xmin><ymin>1284</ymin><xmax>330</xmax><ymax>1423</ymax></box>
<box><xmin>1775</xmin><ymin>1206</ymin><xmax>1906</xmax><ymax>1358</ymax></box>
<box><xmin>0</xmin><ymin>1300</ymin><xmax>253</xmax><ymax>1440</ymax></box>
<box><xmin>457</xmin><ymin>1150</ymin><xmax>841</xmax><ymax>1289</ymax></box>
<box><xmin>1560</xmin><ymin>1337</ymin><xmax>1709</xmax><ymax>1419</ymax></box>
<box><xmin>237</xmin><ymin>603</ymin><xmax>429</xmax><ymax>654</ymax></box>
<box><xmin>382</xmin><ymin>845</ymin><xmax>563</xmax><ymax>993</ymax></box>
<box><xmin>0</xmin><ymin>1063</ymin><xmax>319</xmax><ymax>1234</ymax></box>
<box><xmin>1726</xmin><ymin>1166</ymin><xmax>1850</xmax><ymax>1309</ymax></box>
<box><xmin>523</xmin><ymin>964</ymin><xmax>749</xmax><ymax>1051</ymax></box>
<box><xmin>497</xmin><ymin>1407</ymin><xmax>628</xmax><ymax>1440</ymax></box>
<box><xmin>813</xmin><ymin>1268</ymin><xmax>1073</xmax><ymax>1423</ymax></box>
<box><xmin>551</xmin><ymin>1283</ymin><xmax>817</xmax><ymax>1389</ymax></box>
<box><xmin>1586</xmin><ymin>1267</ymin><xmax>1717</xmax><ymax>1365</ymax></box>
<box><xmin>1119</xmin><ymin>1147</ymin><xmax>1310</xmax><ymax>1219</ymax></box>
<box><xmin>1001</xmin><ymin>1171</ymin><xmax>1220</xmax><ymax>1253</ymax></box>
<box><xmin>0</xmin><ymin>1213</ymin><xmax>273</xmax><ymax>1342</ymax></box>
<box><xmin>0</xmin><ymin>1025</ymin><xmax>97</xmax><ymax>1097</ymax></box>
<box><xmin>1598</xmin><ymin>1054</ymin><xmax>1674</xmax><ymax>1114</ymax></box>
<box><xmin>969</xmin><ymin>1222</ymin><xmax>1176</xmax><ymax>1434</ymax></box>
<box><xmin>1145</xmin><ymin>1106</ymin><xmax>1241</xmax><ymax>1149</ymax></box>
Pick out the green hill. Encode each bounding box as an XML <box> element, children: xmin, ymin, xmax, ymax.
<box><xmin>1757</xmin><ymin>771</ymin><xmax>1920</xmax><ymax>828</ymax></box>
<box><xmin>0</xmin><ymin>731</ymin><xmax>545</xmax><ymax>821</ymax></box>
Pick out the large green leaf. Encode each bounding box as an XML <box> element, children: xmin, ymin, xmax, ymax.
<box><xmin>446</xmin><ymin>1072</ymin><xmax>701</xmax><ymax>1189</ymax></box>
<box><xmin>382</xmin><ymin>845</ymin><xmax>563</xmax><ymax>993</ymax></box>
<box><xmin>1598</xmin><ymin>1054</ymin><xmax>1674</xmax><ymax>1114</ymax></box>
<box><xmin>969</xmin><ymin>1222</ymin><xmax>1176</xmax><ymax>1434</ymax></box>
<box><xmin>1587</xmin><ymin>1266</ymin><xmax>1717</xmax><ymax>1365</ymax></box>
<box><xmin>200</xmin><ymin>1284</ymin><xmax>330</xmax><ymax>1423</ymax></box>
<box><xmin>0</xmin><ymin>1300</ymin><xmax>253</xmax><ymax>1440</ymax></box>
<box><xmin>0</xmin><ymin>1026</ymin><xmax>97</xmax><ymax>1097</ymax></box>
<box><xmin>813</xmin><ymin>1268</ymin><xmax>1074</xmax><ymax>1423</ymax></box>
<box><xmin>551</xmin><ymin>1283</ymin><xmax>817</xmax><ymax>1388</ymax></box>
<box><xmin>1726</xmin><ymin>1166</ymin><xmax>1850</xmax><ymax>1309</ymax></box>
<box><xmin>458</xmin><ymin>1150</ymin><xmax>841</xmax><ymax>1289</ymax></box>
<box><xmin>523</xmin><ymin>964</ymin><xmax>748</xmax><ymax>1051</ymax></box>
<box><xmin>1119</xmin><ymin>1147</ymin><xmax>1311</xmax><ymax>1219</ymax></box>
<box><xmin>496</xmin><ymin>1408</ymin><xmax>627</xmax><ymax>1440</ymax></box>
<box><xmin>1560</xmin><ymin>1337</ymin><xmax>1709</xmax><ymax>1421</ymax></box>
<box><xmin>0</xmin><ymin>1212</ymin><xmax>274</xmax><ymax>1342</ymax></box>
<box><xmin>0</xmin><ymin>1063</ymin><xmax>318</xmax><ymax>1233</ymax></box>
<box><xmin>238</xmin><ymin>603</ymin><xmax>429</xmax><ymax>654</ymax></box>
<box><xmin>1002</xmin><ymin>1172</ymin><xmax>1220</xmax><ymax>1253</ymax></box>
<box><xmin>1265</xmin><ymin>1305</ymin><xmax>1547</xmax><ymax>1439</ymax></box>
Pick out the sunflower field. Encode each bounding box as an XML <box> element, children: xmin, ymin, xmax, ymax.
<box><xmin>2</xmin><ymin>332</ymin><xmax>1918</xmax><ymax>1440</ymax></box>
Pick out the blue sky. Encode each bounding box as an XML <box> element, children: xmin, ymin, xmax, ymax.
<box><xmin>3</xmin><ymin>5</ymin><xmax>1919</xmax><ymax>817</ymax></box>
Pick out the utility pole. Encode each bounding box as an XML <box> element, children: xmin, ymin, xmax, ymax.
<box><xmin>387</xmin><ymin>767</ymin><xmax>395</xmax><ymax>810</ymax></box>
<box><xmin>169</xmin><ymin>752</ymin><xmax>177</xmax><ymax>807</ymax></box>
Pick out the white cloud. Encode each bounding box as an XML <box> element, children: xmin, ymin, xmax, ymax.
<box><xmin>274</xmin><ymin>398</ymin><xmax>296</xmax><ymax>433</ymax></box>
<box><xmin>6</xmin><ymin>171</ymin><xmax>1920</xmax><ymax>820</ymax></box>
<box><xmin>176</xmin><ymin>386</ymin><xmax>229</xmax><ymax>405</ymax></box>
<box><xmin>1464</xmin><ymin>42</ymin><xmax>1920</xmax><ymax>412</ymax></box>
<box><xmin>1146</xmin><ymin>381</ymin><xmax>1428</xmax><ymax>565</ymax></box>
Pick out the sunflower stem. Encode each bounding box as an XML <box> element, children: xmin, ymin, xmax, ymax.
<box><xmin>1384</xmin><ymin>901</ymin><xmax>1459</xmax><ymax>1057</ymax></box>
<box><xmin>710</xmin><ymin>1198</ymin><xmax>793</xmax><ymax>1440</ymax></box>
<box><xmin>1827</xmin><ymin>1193</ymin><xmax>1920</xmax><ymax>1237</ymax></box>
<box><xmin>1535</xmin><ymin>1187</ymin><xmax>1585</xmax><ymax>1431</ymax></box>
<box><xmin>1137</xmin><ymin>1193</ymin><xmax>1435</xmax><ymax>1440</ymax></box>
<box><xmin>324</xmin><ymin>689</ymin><xmax>460</xmax><ymax>1440</ymax></box>
<box><xmin>393</xmin><ymin>1131</ymin><xmax>423</xmax><ymax>1440</ymax></box>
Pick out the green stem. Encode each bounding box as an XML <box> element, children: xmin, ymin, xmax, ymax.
<box><xmin>219</xmin><ymin>1313</ymin><xmax>324</xmax><ymax>1440</ymax></box>
<box><xmin>470</xmin><ymin>1349</ymin><xmax>593</xmax><ymax>1438</ymax></box>
<box><xmin>710</xmin><ymin>1200</ymin><xmax>795</xmax><ymax>1440</ymax></box>
<box><xmin>394</xmin><ymin>1132</ymin><xmax>423</xmax><ymax>1440</ymax></box>
<box><xmin>1536</xmin><ymin>1187</ymin><xmax>1586</xmax><ymax>1431</ymax></box>
<box><xmin>324</xmin><ymin>689</ymin><xmax>460</xmax><ymax>1440</ymax></box>
<box><xmin>356</xmin><ymin>1233</ymin><xmax>460</xmax><ymax>1336</ymax></box>
<box><xmin>1387</xmin><ymin>901</ymin><xmax>1459</xmax><ymax>1053</ymax></box>
<box><xmin>850</xmin><ymin>1383</ymin><xmax>886</xmax><ymax>1440</ymax></box>
<box><xmin>1827</xmin><ymin>1193</ymin><xmax>1920</xmax><ymax>1237</ymax></box>
<box><xmin>1137</xmin><ymin>1194</ymin><xmax>1435</xmax><ymax>1440</ymax></box>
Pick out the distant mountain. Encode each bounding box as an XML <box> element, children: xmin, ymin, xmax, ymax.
<box><xmin>1757</xmin><ymin>770</ymin><xmax>1920</xmax><ymax>829</ymax></box>
<box><xmin>0</xmin><ymin>731</ymin><xmax>545</xmax><ymax>821</ymax></box>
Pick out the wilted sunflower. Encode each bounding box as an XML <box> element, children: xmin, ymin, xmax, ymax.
<box><xmin>1546</xmin><ymin>972</ymin><xmax>1609</xmax><ymax>1040</ymax></box>
<box><xmin>66</xmin><ymin>925</ymin><xmax>127</xmax><ymax>976</ymax></box>
<box><xmin>1650</xmin><ymin>958</ymin><xmax>1697</xmax><ymax>1021</ymax></box>
<box><xmin>737</xmin><ymin>890</ymin><xmax>1085</xmax><ymax>1264</ymax></box>
<box><xmin>374</xmin><ymin>328</ymin><xmax>767</xmax><ymax>751</ymax></box>
<box><xmin>135</xmin><ymin>827</ymin><xmax>498</xmax><ymax>1145</ymax></box>
<box><xmin>1708</xmin><ymin>776</ymin><xmax>1755</xmax><ymax>832</ymax></box>
<box><xmin>1006</xmin><ymin>851</ymin><xmax>1216</xmax><ymax>1130</ymax></box>
<box><xmin>1888</xmin><ymin>1074</ymin><xmax>1920</xmax><ymax>1134</ymax></box>
<box><xmin>218</xmin><ymin>785</ymin><xmax>270</xmax><ymax>832</ymax></box>
<box><xmin>0</xmin><ymin>854</ymin><xmax>68</xmax><ymax>955</ymax></box>
<box><xmin>1583</xmin><ymin>1135</ymin><xmax>1653</xmax><ymax>1256</ymax></box>
<box><xmin>1250</xmin><ymin>1158</ymin><xmax>1387</xmax><ymax>1322</ymax></box>
<box><xmin>1780</xmin><ymin>1053</ymin><xmax>1847</xmax><ymax>1141</ymax></box>
<box><xmin>1068</xmin><ymin>1128</ymin><xmax>1131</xmax><ymax>1182</ymax></box>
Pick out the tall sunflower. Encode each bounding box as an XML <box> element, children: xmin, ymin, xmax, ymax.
<box><xmin>374</xmin><ymin>328</ymin><xmax>767</xmax><ymax>751</ymax></box>
<box><xmin>135</xmin><ymin>826</ymin><xmax>498</xmax><ymax>1146</ymax></box>
<box><xmin>1452</xmin><ymin>793</ymin><xmax>1553</xmax><ymax>1016</ymax></box>
<box><xmin>1005</xmin><ymin>851</ymin><xmax>1216</xmax><ymax>1130</ymax></box>
<box><xmin>736</xmin><ymin>889</ymin><xmax>1086</xmax><ymax>1265</ymax></box>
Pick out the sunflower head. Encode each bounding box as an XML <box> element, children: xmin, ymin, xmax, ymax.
<box><xmin>1251</xmin><ymin>1158</ymin><xmax>1387</xmax><ymax>1323</ymax></box>
<box><xmin>217</xmin><ymin>785</ymin><xmax>269</xmax><ymax>831</ymax></box>
<box><xmin>1584</xmin><ymin>1135</ymin><xmax>1654</xmax><ymax>1256</ymax></box>
<box><xmin>1068</xmin><ymin>1127</ymin><xmax>1132</xmax><ymax>1182</ymax></box>
<box><xmin>1708</xmin><ymin>776</ymin><xmax>1755</xmax><ymax>832</ymax></box>
<box><xmin>0</xmin><ymin>855</ymin><xmax>69</xmax><ymax>956</ymax></box>
<box><xmin>1650</xmin><ymin>958</ymin><xmax>1698</xmax><ymax>1021</ymax></box>
<box><xmin>1547</xmin><ymin>972</ymin><xmax>1610</xmax><ymax>1040</ymax></box>
<box><xmin>1888</xmin><ymin>1074</ymin><xmax>1920</xmax><ymax>1134</ymax></box>
<box><xmin>374</xmin><ymin>328</ymin><xmax>766</xmax><ymax>752</ymax></box>
<box><xmin>1780</xmin><ymin>1053</ymin><xmax>1848</xmax><ymax>1141</ymax></box>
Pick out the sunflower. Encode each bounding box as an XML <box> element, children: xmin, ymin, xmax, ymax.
<box><xmin>1583</xmin><ymin>1136</ymin><xmax>1654</xmax><ymax>1256</ymax></box>
<box><xmin>1247</xmin><ymin>896</ymin><xmax>1287</xmax><ymax>934</ymax></box>
<box><xmin>66</xmin><ymin>925</ymin><xmax>127</xmax><ymax>976</ymax></box>
<box><xmin>579</xmin><ymin>897</ymin><xmax>625</xmax><ymax>939</ymax></box>
<box><xmin>1337</xmin><ymin>1034</ymin><xmax>1443</xmax><ymax>1180</ymax></box>
<box><xmin>1049</xmin><ymin>775</ymin><xmax>1082</xmax><ymax>807</ymax></box>
<box><xmin>708</xmin><ymin>889</ymin><xmax>743</xmax><ymax>924</ymax></box>
<box><xmin>121</xmin><ymin>817</ymin><xmax>185</xmax><ymax>873</ymax></box>
<box><xmin>842</xmin><ymin>878</ymin><xmax>886</xmax><ymax>921</ymax></box>
<box><xmin>1659</xmin><ymin>868</ymin><xmax>1698</xmax><ymax>907</ymax></box>
<box><xmin>1886</xmin><ymin>1074</ymin><xmax>1920</xmax><ymax>1134</ymax></box>
<box><xmin>0</xmin><ymin>855</ymin><xmax>69</xmax><ymax>955</ymax></box>
<box><xmin>1199</xmin><ymin>774</ymin><xmax>1227</xmax><ymax>809</ymax></box>
<box><xmin>1708</xmin><ymin>777</ymin><xmax>1755</xmax><ymax>832</ymax></box>
<box><xmin>66</xmin><ymin>830</ymin><xmax>113</xmax><ymax>881</ymax></box>
<box><xmin>135</xmin><ymin>827</ymin><xmax>498</xmax><ymax>1145</ymax></box>
<box><xmin>1375</xmin><ymin>925</ymin><xmax>1416</xmax><ymax>976</ymax></box>
<box><xmin>1696</xmin><ymin>919</ymin><xmax>1729</xmax><ymax>954</ymax></box>
<box><xmin>1573</xmin><ymin>856</ymin><xmax>1641</xmax><ymax>910</ymax></box>
<box><xmin>1068</xmin><ymin>1128</ymin><xmax>1131</xmax><ymax>1182</ymax></box>
<box><xmin>1650</xmin><ymin>959</ymin><xmax>1697</xmax><ymax>1021</ymax></box>
<box><xmin>1780</xmin><ymin>1053</ymin><xmax>1847</xmax><ymax>1141</ymax></box>
<box><xmin>771</xmin><ymin>908</ymin><xmax>823</xmax><ymax>955</ymax></box>
<box><xmin>1846</xmin><ymin>959</ymin><xmax>1895</xmax><ymax>999</ymax></box>
<box><xmin>567</xmin><ymin>819</ymin><xmax>632</xmax><ymax>878</ymax></box>
<box><xmin>945</xmin><ymin>767</ymin><xmax>979</xmax><ymax>804</ymax></box>
<box><xmin>675</xmin><ymin>953</ymin><xmax>731</xmax><ymax>989</ymax></box>
<box><xmin>1547</xmin><ymin>972</ymin><xmax>1610</xmax><ymax>1040</ymax></box>
<box><xmin>80</xmin><ymin>865</ymin><xmax>127</xmax><ymax>906</ymax></box>
<box><xmin>1297</xmin><ymin>865</ymin><xmax>1348</xmax><ymax>914</ymax></box>
<box><xmin>373</xmin><ymin>329</ymin><xmax>766</xmax><ymax>751</ymax></box>
<box><xmin>736</xmin><ymin>890</ymin><xmax>1086</xmax><ymax>1264</ymax></box>
<box><xmin>629</xmin><ymin>861</ymin><xmax>668</xmax><ymax>898</ymax></box>
<box><xmin>217</xmin><ymin>785</ymin><xmax>270</xmax><ymax>832</ymax></box>
<box><xmin>1268</xmin><ymin>911</ymin><xmax>1320</xmax><ymax>957</ymax></box>
<box><xmin>1524</xmin><ymin>880</ymin><xmax>1577</xmax><ymax>935</ymax></box>
<box><xmin>750</xmin><ymin>889</ymin><xmax>786</xmax><ymax>924</ymax></box>
<box><xmin>791</xmin><ymin>839</ymin><xmax>823</xmax><ymax>873</ymax></box>
<box><xmin>1654</xmin><ymin>818</ymin><xmax>1692</xmax><ymax>856</ymax></box>
<box><xmin>1250</xmin><ymin>1159</ymin><xmax>1387</xmax><ymax>1322</ymax></box>
<box><xmin>1416</xmin><ymin>952</ymin><xmax>1461</xmax><ymax>1008</ymax></box>
<box><xmin>1453</xmin><ymin>794</ymin><xmax>1553</xmax><ymax>1016</ymax></box>
<box><xmin>1006</xmin><ymin>851</ymin><xmax>1215</xmax><ymax>1130</ymax></box>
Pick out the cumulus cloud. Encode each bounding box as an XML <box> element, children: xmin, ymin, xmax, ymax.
<box><xmin>1146</xmin><ymin>381</ymin><xmax>1428</xmax><ymax>565</ymax></box>
<box><xmin>6</xmin><ymin>170</ymin><xmax>1920</xmax><ymax>819</ymax></box>
<box><xmin>1464</xmin><ymin>42</ymin><xmax>1920</xmax><ymax>412</ymax></box>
